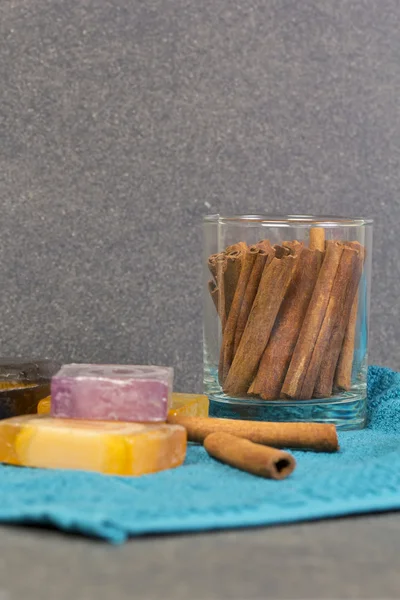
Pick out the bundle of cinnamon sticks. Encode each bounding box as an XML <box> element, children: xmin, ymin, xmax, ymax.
<box><xmin>207</xmin><ymin>228</ymin><xmax>364</xmax><ymax>400</ymax></box>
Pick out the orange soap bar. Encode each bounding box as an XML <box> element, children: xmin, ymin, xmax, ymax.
<box><xmin>37</xmin><ymin>397</ymin><xmax>51</xmax><ymax>414</ymax></box>
<box><xmin>0</xmin><ymin>415</ymin><xmax>187</xmax><ymax>476</ymax></box>
<box><xmin>0</xmin><ymin>385</ymin><xmax>51</xmax><ymax>419</ymax></box>
<box><xmin>0</xmin><ymin>382</ymin><xmax>35</xmax><ymax>390</ymax></box>
<box><xmin>0</xmin><ymin>358</ymin><xmax>60</xmax><ymax>418</ymax></box>
<box><xmin>38</xmin><ymin>393</ymin><xmax>210</xmax><ymax>418</ymax></box>
<box><xmin>170</xmin><ymin>393</ymin><xmax>209</xmax><ymax>417</ymax></box>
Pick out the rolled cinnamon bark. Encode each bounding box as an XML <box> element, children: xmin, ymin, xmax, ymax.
<box><xmin>299</xmin><ymin>245</ymin><xmax>359</xmax><ymax>400</ymax></box>
<box><xmin>249</xmin><ymin>245</ymin><xmax>322</xmax><ymax>399</ymax></box>
<box><xmin>335</xmin><ymin>243</ymin><xmax>366</xmax><ymax>391</ymax></box>
<box><xmin>281</xmin><ymin>241</ymin><xmax>344</xmax><ymax>399</ymax></box>
<box><xmin>233</xmin><ymin>240</ymin><xmax>274</xmax><ymax>353</ymax></box>
<box><xmin>208</xmin><ymin>252</ymin><xmax>222</xmax><ymax>280</ymax></box>
<box><xmin>313</xmin><ymin>243</ymin><xmax>364</xmax><ymax>398</ymax></box>
<box><xmin>309</xmin><ymin>227</ymin><xmax>325</xmax><ymax>252</ymax></box>
<box><xmin>219</xmin><ymin>243</ymin><xmax>257</xmax><ymax>384</ymax></box>
<box><xmin>223</xmin><ymin>242</ymin><xmax>248</xmax><ymax>322</ymax></box>
<box><xmin>208</xmin><ymin>252</ymin><xmax>228</xmax><ymax>328</ymax></box>
<box><xmin>207</xmin><ymin>243</ymin><xmax>247</xmax><ymax>330</ymax></box>
<box><xmin>274</xmin><ymin>244</ymin><xmax>291</xmax><ymax>257</ymax></box>
<box><xmin>223</xmin><ymin>251</ymin><xmax>299</xmax><ymax>397</ymax></box>
<box><xmin>335</xmin><ymin>298</ymin><xmax>358</xmax><ymax>391</ymax></box>
<box><xmin>204</xmin><ymin>432</ymin><xmax>296</xmax><ymax>479</ymax></box>
<box><xmin>208</xmin><ymin>280</ymin><xmax>219</xmax><ymax>313</ymax></box>
<box><xmin>167</xmin><ymin>415</ymin><xmax>339</xmax><ymax>452</ymax></box>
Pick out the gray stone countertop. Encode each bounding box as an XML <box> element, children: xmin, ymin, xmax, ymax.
<box><xmin>0</xmin><ymin>514</ymin><xmax>399</xmax><ymax>599</ymax></box>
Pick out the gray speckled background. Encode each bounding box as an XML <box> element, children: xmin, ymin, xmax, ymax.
<box><xmin>1</xmin><ymin>0</ymin><xmax>399</xmax><ymax>391</ymax></box>
<box><xmin>1</xmin><ymin>3</ymin><xmax>400</xmax><ymax>594</ymax></box>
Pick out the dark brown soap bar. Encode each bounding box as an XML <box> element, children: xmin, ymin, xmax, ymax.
<box><xmin>0</xmin><ymin>359</ymin><xmax>60</xmax><ymax>419</ymax></box>
<box><xmin>0</xmin><ymin>359</ymin><xmax>61</xmax><ymax>384</ymax></box>
<box><xmin>0</xmin><ymin>384</ymin><xmax>51</xmax><ymax>419</ymax></box>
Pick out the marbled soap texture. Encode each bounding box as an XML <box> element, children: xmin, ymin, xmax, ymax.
<box><xmin>0</xmin><ymin>415</ymin><xmax>186</xmax><ymax>476</ymax></box>
<box><xmin>170</xmin><ymin>393</ymin><xmax>209</xmax><ymax>417</ymax></box>
<box><xmin>38</xmin><ymin>392</ymin><xmax>209</xmax><ymax>417</ymax></box>
<box><xmin>51</xmin><ymin>364</ymin><xmax>173</xmax><ymax>422</ymax></box>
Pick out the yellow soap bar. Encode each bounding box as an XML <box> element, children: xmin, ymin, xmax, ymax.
<box><xmin>37</xmin><ymin>396</ymin><xmax>51</xmax><ymax>414</ymax></box>
<box><xmin>170</xmin><ymin>393</ymin><xmax>209</xmax><ymax>417</ymax></box>
<box><xmin>0</xmin><ymin>415</ymin><xmax>187</xmax><ymax>476</ymax></box>
<box><xmin>38</xmin><ymin>393</ymin><xmax>210</xmax><ymax>418</ymax></box>
<box><xmin>0</xmin><ymin>382</ymin><xmax>36</xmax><ymax>390</ymax></box>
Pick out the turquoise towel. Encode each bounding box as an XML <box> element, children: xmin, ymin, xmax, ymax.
<box><xmin>0</xmin><ymin>365</ymin><xmax>399</xmax><ymax>544</ymax></box>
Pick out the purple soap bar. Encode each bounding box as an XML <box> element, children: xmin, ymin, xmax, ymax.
<box><xmin>51</xmin><ymin>364</ymin><xmax>173</xmax><ymax>422</ymax></box>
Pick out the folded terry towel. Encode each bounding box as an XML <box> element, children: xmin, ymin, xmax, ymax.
<box><xmin>0</xmin><ymin>365</ymin><xmax>397</xmax><ymax>543</ymax></box>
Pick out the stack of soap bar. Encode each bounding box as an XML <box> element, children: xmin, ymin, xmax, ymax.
<box><xmin>170</xmin><ymin>393</ymin><xmax>209</xmax><ymax>417</ymax></box>
<box><xmin>51</xmin><ymin>364</ymin><xmax>172</xmax><ymax>422</ymax></box>
<box><xmin>0</xmin><ymin>386</ymin><xmax>52</xmax><ymax>419</ymax></box>
<box><xmin>38</xmin><ymin>392</ymin><xmax>209</xmax><ymax>418</ymax></box>
<box><xmin>0</xmin><ymin>359</ymin><xmax>61</xmax><ymax>419</ymax></box>
<box><xmin>0</xmin><ymin>415</ymin><xmax>187</xmax><ymax>476</ymax></box>
<box><xmin>0</xmin><ymin>382</ymin><xmax>36</xmax><ymax>391</ymax></box>
<box><xmin>37</xmin><ymin>396</ymin><xmax>51</xmax><ymax>415</ymax></box>
<box><xmin>0</xmin><ymin>358</ymin><xmax>61</xmax><ymax>385</ymax></box>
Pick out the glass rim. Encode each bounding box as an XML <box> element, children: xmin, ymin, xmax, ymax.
<box><xmin>203</xmin><ymin>214</ymin><xmax>373</xmax><ymax>228</ymax></box>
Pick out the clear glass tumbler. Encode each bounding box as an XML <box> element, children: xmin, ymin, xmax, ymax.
<box><xmin>203</xmin><ymin>215</ymin><xmax>373</xmax><ymax>430</ymax></box>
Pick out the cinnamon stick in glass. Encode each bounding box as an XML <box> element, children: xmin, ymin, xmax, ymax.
<box><xmin>218</xmin><ymin>243</ymin><xmax>257</xmax><ymax>384</ymax></box>
<box><xmin>313</xmin><ymin>243</ymin><xmax>364</xmax><ymax>398</ymax></box>
<box><xmin>223</xmin><ymin>242</ymin><xmax>248</xmax><ymax>321</ymax></box>
<box><xmin>223</xmin><ymin>251</ymin><xmax>299</xmax><ymax>397</ymax></box>
<box><xmin>208</xmin><ymin>279</ymin><xmax>219</xmax><ymax>313</ymax></box>
<box><xmin>233</xmin><ymin>240</ymin><xmax>274</xmax><ymax>353</ymax></box>
<box><xmin>299</xmin><ymin>245</ymin><xmax>360</xmax><ymax>400</ymax></box>
<box><xmin>334</xmin><ymin>242</ymin><xmax>366</xmax><ymax>391</ymax></box>
<box><xmin>309</xmin><ymin>227</ymin><xmax>325</xmax><ymax>252</ymax></box>
<box><xmin>167</xmin><ymin>415</ymin><xmax>339</xmax><ymax>452</ymax></box>
<box><xmin>249</xmin><ymin>245</ymin><xmax>322</xmax><ymax>400</ymax></box>
<box><xmin>335</xmin><ymin>298</ymin><xmax>359</xmax><ymax>391</ymax></box>
<box><xmin>207</xmin><ymin>252</ymin><xmax>221</xmax><ymax>280</ymax></box>
<box><xmin>281</xmin><ymin>240</ymin><xmax>344</xmax><ymax>399</ymax></box>
<box><xmin>204</xmin><ymin>432</ymin><xmax>296</xmax><ymax>479</ymax></box>
<box><xmin>207</xmin><ymin>243</ymin><xmax>247</xmax><ymax>330</ymax></box>
<box><xmin>208</xmin><ymin>252</ymin><xmax>227</xmax><ymax>328</ymax></box>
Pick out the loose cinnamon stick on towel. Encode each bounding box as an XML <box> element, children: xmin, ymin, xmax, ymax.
<box><xmin>218</xmin><ymin>243</ymin><xmax>257</xmax><ymax>384</ymax></box>
<box><xmin>281</xmin><ymin>241</ymin><xmax>344</xmax><ymax>399</ymax></box>
<box><xmin>204</xmin><ymin>432</ymin><xmax>296</xmax><ymax>479</ymax></box>
<box><xmin>299</xmin><ymin>245</ymin><xmax>360</xmax><ymax>400</ymax></box>
<box><xmin>313</xmin><ymin>243</ymin><xmax>364</xmax><ymax>398</ymax></box>
<box><xmin>223</xmin><ymin>250</ymin><xmax>299</xmax><ymax>397</ymax></box>
<box><xmin>167</xmin><ymin>415</ymin><xmax>339</xmax><ymax>452</ymax></box>
<box><xmin>335</xmin><ymin>243</ymin><xmax>366</xmax><ymax>391</ymax></box>
<box><xmin>309</xmin><ymin>227</ymin><xmax>325</xmax><ymax>252</ymax></box>
<box><xmin>233</xmin><ymin>240</ymin><xmax>274</xmax><ymax>353</ymax></box>
<box><xmin>249</xmin><ymin>245</ymin><xmax>322</xmax><ymax>400</ymax></box>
